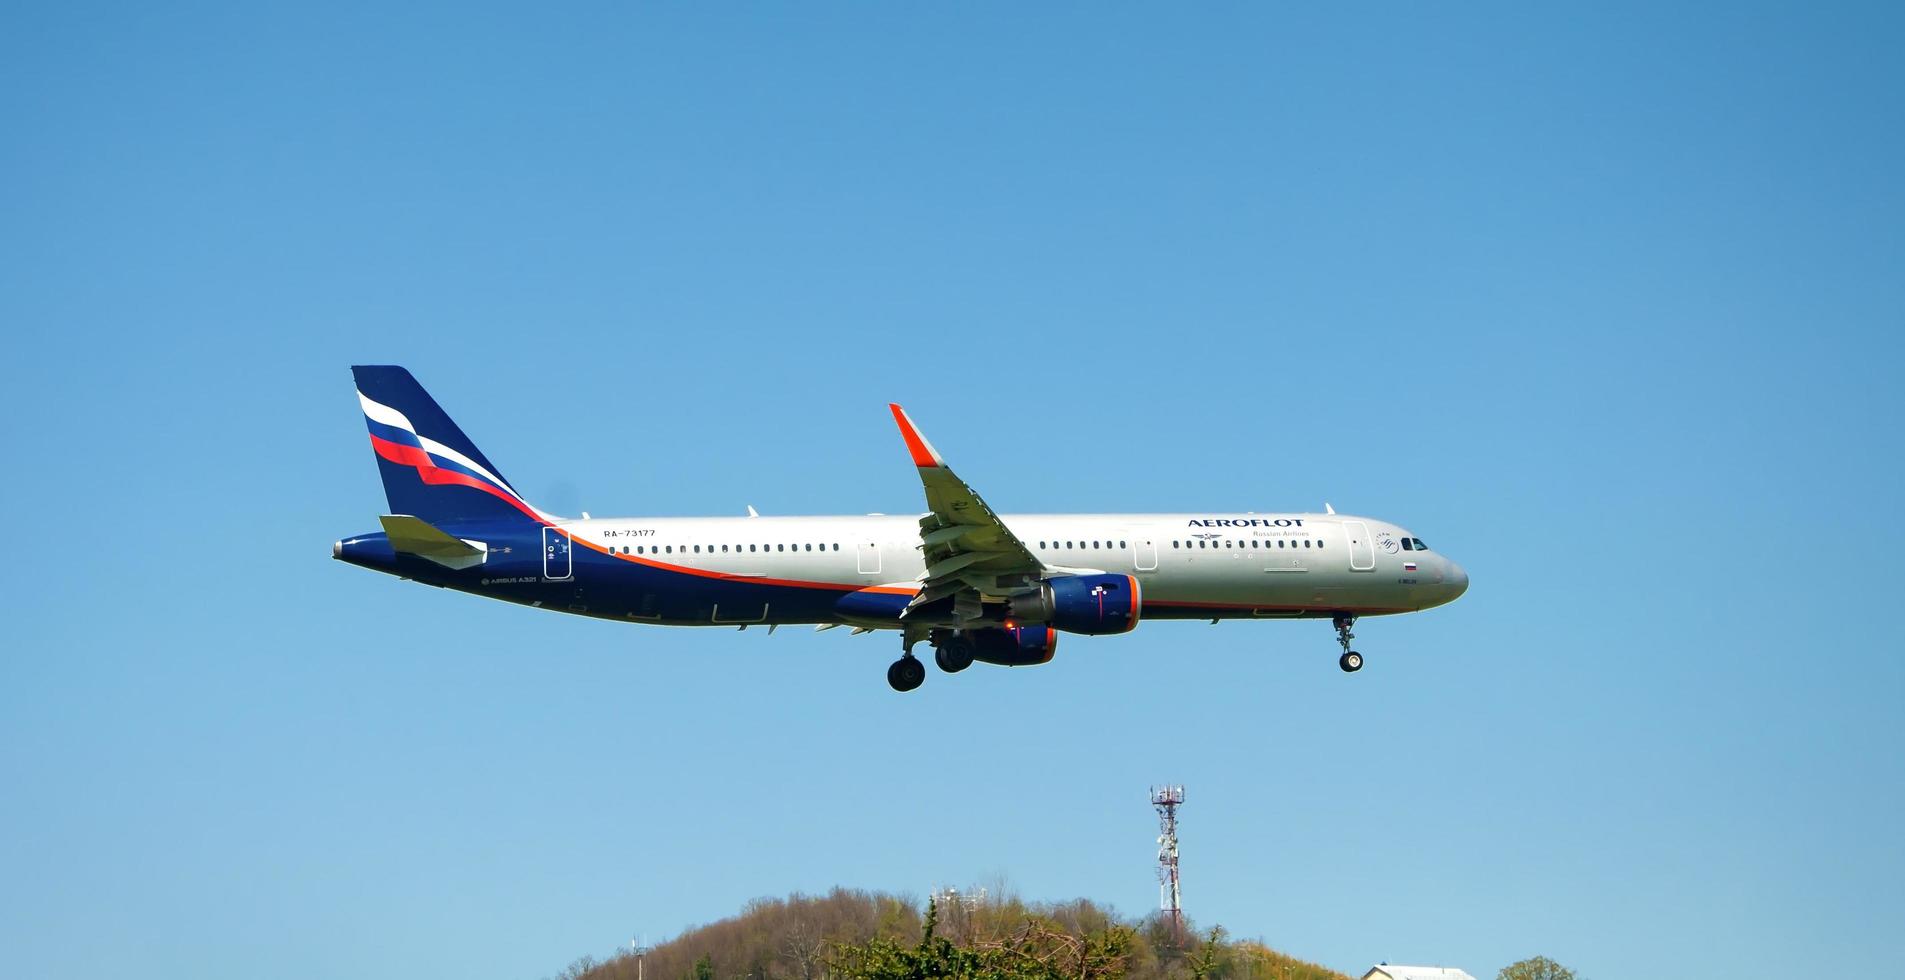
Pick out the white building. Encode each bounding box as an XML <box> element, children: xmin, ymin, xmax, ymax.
<box><xmin>1361</xmin><ymin>966</ymin><xmax>1477</xmax><ymax>980</ymax></box>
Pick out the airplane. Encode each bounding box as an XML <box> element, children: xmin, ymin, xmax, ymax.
<box><xmin>333</xmin><ymin>366</ymin><xmax>1468</xmax><ymax>691</ymax></box>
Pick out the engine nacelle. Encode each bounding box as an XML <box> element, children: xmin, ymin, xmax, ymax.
<box><xmin>1006</xmin><ymin>573</ymin><xmax>1141</xmax><ymax>636</ymax></box>
<box><xmin>967</xmin><ymin>625</ymin><xmax>1059</xmax><ymax>667</ymax></box>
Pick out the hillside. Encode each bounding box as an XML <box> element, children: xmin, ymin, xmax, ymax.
<box><xmin>553</xmin><ymin>888</ymin><xmax>1350</xmax><ymax>980</ymax></box>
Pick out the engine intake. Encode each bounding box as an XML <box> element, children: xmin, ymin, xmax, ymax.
<box><xmin>1006</xmin><ymin>573</ymin><xmax>1141</xmax><ymax>636</ymax></box>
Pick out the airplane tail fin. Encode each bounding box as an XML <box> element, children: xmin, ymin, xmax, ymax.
<box><xmin>351</xmin><ymin>365</ymin><xmax>548</xmax><ymax>526</ymax></box>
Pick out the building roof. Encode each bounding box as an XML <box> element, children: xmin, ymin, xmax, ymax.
<box><xmin>1361</xmin><ymin>967</ymin><xmax>1477</xmax><ymax>980</ymax></box>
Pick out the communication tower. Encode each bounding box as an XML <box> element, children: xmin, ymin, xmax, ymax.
<box><xmin>1150</xmin><ymin>785</ymin><xmax>1184</xmax><ymax>941</ymax></box>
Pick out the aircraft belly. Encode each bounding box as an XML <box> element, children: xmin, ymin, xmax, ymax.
<box><xmin>1137</xmin><ymin>561</ymin><xmax>1410</xmax><ymax>618</ymax></box>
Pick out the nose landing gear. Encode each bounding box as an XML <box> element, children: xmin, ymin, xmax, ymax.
<box><xmin>1334</xmin><ymin>615</ymin><xmax>1363</xmax><ymax>673</ymax></box>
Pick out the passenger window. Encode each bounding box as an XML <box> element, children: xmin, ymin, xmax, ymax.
<box><xmin>1120</xmin><ymin>540</ymin><xmax>1128</xmax><ymax>548</ymax></box>
<box><xmin>1277</xmin><ymin>540</ymin><xmax>1285</xmax><ymax>548</ymax></box>
<box><xmin>1303</xmin><ymin>539</ymin><xmax>1311</xmax><ymax>548</ymax></box>
<box><xmin>833</xmin><ymin>543</ymin><xmax>840</xmax><ymax>551</ymax></box>
<box><xmin>1317</xmin><ymin>540</ymin><xmax>1324</xmax><ymax>548</ymax></box>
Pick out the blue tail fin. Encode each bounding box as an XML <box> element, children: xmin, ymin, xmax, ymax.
<box><xmin>351</xmin><ymin>365</ymin><xmax>546</xmax><ymax>526</ymax></box>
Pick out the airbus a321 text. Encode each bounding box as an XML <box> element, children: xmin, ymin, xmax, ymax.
<box><xmin>333</xmin><ymin>366</ymin><xmax>1469</xmax><ymax>691</ymax></box>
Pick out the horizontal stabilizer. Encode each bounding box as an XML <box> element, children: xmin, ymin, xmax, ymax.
<box><xmin>379</xmin><ymin>515</ymin><xmax>488</xmax><ymax>569</ymax></box>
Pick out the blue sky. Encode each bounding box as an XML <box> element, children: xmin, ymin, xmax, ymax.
<box><xmin>3</xmin><ymin>3</ymin><xmax>1901</xmax><ymax>979</ymax></box>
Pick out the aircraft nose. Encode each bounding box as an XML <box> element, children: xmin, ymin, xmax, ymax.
<box><xmin>1446</xmin><ymin>560</ymin><xmax>1469</xmax><ymax>600</ymax></box>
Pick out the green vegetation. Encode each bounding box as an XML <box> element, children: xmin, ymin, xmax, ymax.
<box><xmin>1495</xmin><ymin>957</ymin><xmax>1575</xmax><ymax>980</ymax></box>
<box><xmin>554</xmin><ymin>888</ymin><xmax>1349</xmax><ymax>980</ymax></box>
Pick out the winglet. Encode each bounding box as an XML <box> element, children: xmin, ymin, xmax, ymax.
<box><xmin>888</xmin><ymin>404</ymin><xmax>945</xmax><ymax>468</ymax></box>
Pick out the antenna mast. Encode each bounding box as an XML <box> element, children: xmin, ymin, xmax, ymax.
<box><xmin>1151</xmin><ymin>784</ymin><xmax>1185</xmax><ymax>941</ymax></box>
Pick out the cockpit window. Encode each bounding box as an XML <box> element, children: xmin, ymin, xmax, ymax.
<box><xmin>1400</xmin><ymin>538</ymin><xmax>1414</xmax><ymax>551</ymax></box>
<box><xmin>1412</xmin><ymin>538</ymin><xmax>1429</xmax><ymax>552</ymax></box>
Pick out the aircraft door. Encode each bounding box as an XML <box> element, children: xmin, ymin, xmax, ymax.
<box><xmin>543</xmin><ymin>526</ymin><xmax>573</xmax><ymax>581</ymax></box>
<box><xmin>1132</xmin><ymin>534</ymin><xmax>1158</xmax><ymax>572</ymax></box>
<box><xmin>857</xmin><ymin>540</ymin><xmax>882</xmax><ymax>575</ymax></box>
<box><xmin>1343</xmin><ymin>521</ymin><xmax>1375</xmax><ymax>571</ymax></box>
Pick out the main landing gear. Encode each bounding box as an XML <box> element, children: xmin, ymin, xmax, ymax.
<box><xmin>887</xmin><ymin>629</ymin><xmax>977</xmax><ymax>692</ymax></box>
<box><xmin>932</xmin><ymin>629</ymin><xmax>974</xmax><ymax>674</ymax></box>
<box><xmin>886</xmin><ymin>655</ymin><xmax>925</xmax><ymax>692</ymax></box>
<box><xmin>1334</xmin><ymin>615</ymin><xmax>1363</xmax><ymax>673</ymax></box>
<box><xmin>886</xmin><ymin>626</ymin><xmax>933</xmax><ymax>693</ymax></box>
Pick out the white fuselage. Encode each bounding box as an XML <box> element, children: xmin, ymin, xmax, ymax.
<box><xmin>558</xmin><ymin>511</ymin><xmax>1466</xmax><ymax>622</ymax></box>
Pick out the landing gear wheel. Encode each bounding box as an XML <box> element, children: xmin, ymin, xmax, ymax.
<box><xmin>934</xmin><ymin>636</ymin><xmax>974</xmax><ymax>673</ymax></box>
<box><xmin>1332</xmin><ymin>615</ymin><xmax>1362</xmax><ymax>674</ymax></box>
<box><xmin>887</xmin><ymin>655</ymin><xmax>926</xmax><ymax>692</ymax></box>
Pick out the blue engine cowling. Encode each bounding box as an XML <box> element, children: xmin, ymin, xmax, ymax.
<box><xmin>1007</xmin><ymin>573</ymin><xmax>1142</xmax><ymax>636</ymax></box>
<box><xmin>968</xmin><ymin>625</ymin><xmax>1059</xmax><ymax>667</ymax></box>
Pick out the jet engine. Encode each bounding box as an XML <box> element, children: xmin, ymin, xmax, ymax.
<box><xmin>1005</xmin><ymin>573</ymin><xmax>1141</xmax><ymax>636</ymax></box>
<box><xmin>966</xmin><ymin>624</ymin><xmax>1060</xmax><ymax>667</ymax></box>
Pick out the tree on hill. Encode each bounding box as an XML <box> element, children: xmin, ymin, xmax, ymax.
<box><xmin>831</xmin><ymin>898</ymin><xmax>1136</xmax><ymax>980</ymax></box>
<box><xmin>561</xmin><ymin>887</ymin><xmax>1349</xmax><ymax>980</ymax></box>
<box><xmin>1496</xmin><ymin>956</ymin><xmax>1575</xmax><ymax>980</ymax></box>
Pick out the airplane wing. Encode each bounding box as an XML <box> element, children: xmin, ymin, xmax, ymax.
<box><xmin>888</xmin><ymin>404</ymin><xmax>1048</xmax><ymax>624</ymax></box>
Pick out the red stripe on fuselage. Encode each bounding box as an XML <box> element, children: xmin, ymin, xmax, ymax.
<box><xmin>374</xmin><ymin>429</ymin><xmax>913</xmax><ymax>602</ymax></box>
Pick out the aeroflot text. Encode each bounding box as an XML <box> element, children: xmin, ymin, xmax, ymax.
<box><xmin>1185</xmin><ymin>518</ymin><xmax>1304</xmax><ymax>528</ymax></box>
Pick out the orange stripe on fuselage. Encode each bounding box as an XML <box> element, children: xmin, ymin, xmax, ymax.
<box><xmin>374</xmin><ymin>431</ymin><xmax>914</xmax><ymax>599</ymax></box>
